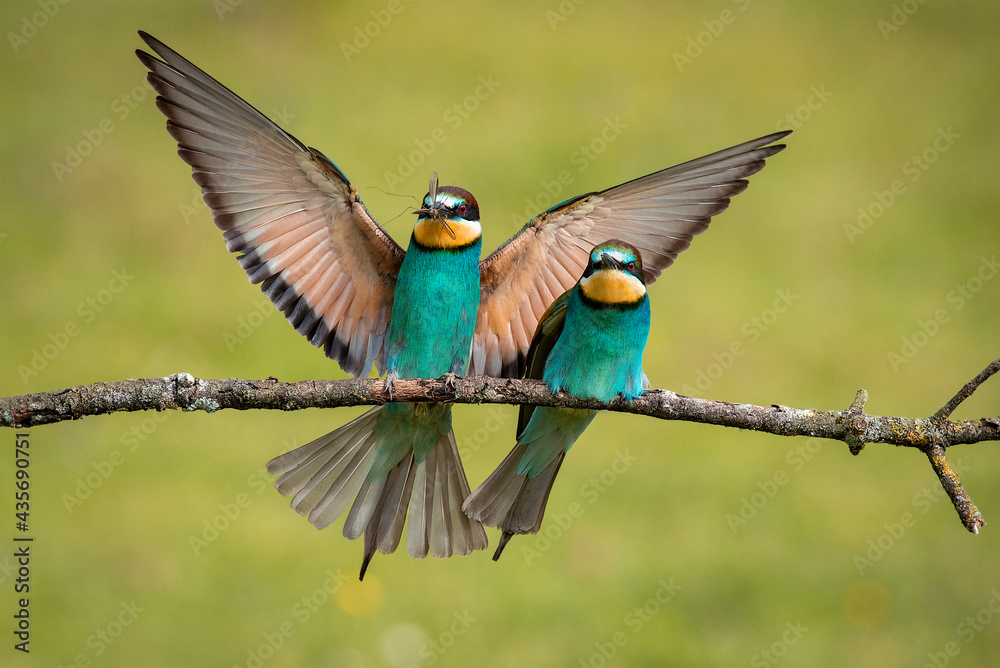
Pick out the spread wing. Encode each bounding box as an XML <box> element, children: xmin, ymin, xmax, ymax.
<box><xmin>474</xmin><ymin>130</ymin><xmax>790</xmax><ymax>377</ymax></box>
<box><xmin>137</xmin><ymin>31</ymin><xmax>404</xmax><ymax>377</ymax></box>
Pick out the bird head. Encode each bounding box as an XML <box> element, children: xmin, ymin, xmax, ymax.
<box><xmin>579</xmin><ymin>240</ymin><xmax>647</xmax><ymax>306</ymax></box>
<box><xmin>413</xmin><ymin>172</ymin><xmax>481</xmax><ymax>249</ymax></box>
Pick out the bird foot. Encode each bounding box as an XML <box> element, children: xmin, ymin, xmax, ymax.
<box><xmin>384</xmin><ymin>370</ymin><xmax>399</xmax><ymax>401</ymax></box>
<box><xmin>441</xmin><ymin>372</ymin><xmax>459</xmax><ymax>391</ymax></box>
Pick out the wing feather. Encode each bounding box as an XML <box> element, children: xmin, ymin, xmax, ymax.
<box><xmin>137</xmin><ymin>32</ymin><xmax>404</xmax><ymax>377</ymax></box>
<box><xmin>516</xmin><ymin>289</ymin><xmax>570</xmax><ymax>436</ymax></box>
<box><xmin>475</xmin><ymin>130</ymin><xmax>789</xmax><ymax>377</ymax></box>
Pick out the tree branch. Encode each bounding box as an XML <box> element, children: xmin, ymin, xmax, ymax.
<box><xmin>935</xmin><ymin>357</ymin><xmax>1000</xmax><ymax>420</ymax></box>
<box><xmin>3</xmin><ymin>360</ymin><xmax>999</xmax><ymax>534</ymax></box>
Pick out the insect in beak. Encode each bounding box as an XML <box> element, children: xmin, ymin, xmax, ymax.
<box><xmin>440</xmin><ymin>219</ymin><xmax>457</xmax><ymax>240</ymax></box>
<box><xmin>428</xmin><ymin>171</ymin><xmax>439</xmax><ymax>212</ymax></box>
<box><xmin>415</xmin><ymin>172</ymin><xmax>441</xmax><ymax>219</ymax></box>
<box><xmin>422</xmin><ymin>172</ymin><xmax>457</xmax><ymax>239</ymax></box>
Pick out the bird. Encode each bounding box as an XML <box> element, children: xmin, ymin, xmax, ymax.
<box><xmin>262</xmin><ymin>175</ymin><xmax>488</xmax><ymax>580</ymax></box>
<box><xmin>135</xmin><ymin>31</ymin><xmax>789</xmax><ymax>576</ymax></box>
<box><xmin>463</xmin><ymin>240</ymin><xmax>650</xmax><ymax>560</ymax></box>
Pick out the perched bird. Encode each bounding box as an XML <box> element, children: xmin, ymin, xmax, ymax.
<box><xmin>464</xmin><ymin>240</ymin><xmax>650</xmax><ymax>560</ymax></box>
<box><xmin>135</xmin><ymin>31</ymin><xmax>788</xmax><ymax>576</ymax></box>
<box><xmin>263</xmin><ymin>175</ymin><xmax>487</xmax><ymax>579</ymax></box>
<box><xmin>137</xmin><ymin>35</ymin><xmax>486</xmax><ymax>578</ymax></box>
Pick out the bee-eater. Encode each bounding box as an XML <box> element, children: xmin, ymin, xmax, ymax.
<box><xmin>464</xmin><ymin>240</ymin><xmax>650</xmax><ymax>560</ymax></box>
<box><xmin>136</xmin><ymin>31</ymin><xmax>788</xmax><ymax>577</ymax></box>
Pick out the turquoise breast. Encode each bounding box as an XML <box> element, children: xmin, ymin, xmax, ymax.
<box><xmin>384</xmin><ymin>236</ymin><xmax>482</xmax><ymax>379</ymax></box>
<box><xmin>543</xmin><ymin>288</ymin><xmax>650</xmax><ymax>402</ymax></box>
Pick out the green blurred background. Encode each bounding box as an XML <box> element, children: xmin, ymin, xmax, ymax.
<box><xmin>2</xmin><ymin>0</ymin><xmax>999</xmax><ymax>666</ymax></box>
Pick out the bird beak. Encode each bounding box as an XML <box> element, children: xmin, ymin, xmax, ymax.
<box><xmin>415</xmin><ymin>171</ymin><xmax>440</xmax><ymax>219</ymax></box>
<box><xmin>597</xmin><ymin>253</ymin><xmax>623</xmax><ymax>271</ymax></box>
<box><xmin>412</xmin><ymin>204</ymin><xmax>457</xmax><ymax>239</ymax></box>
<box><xmin>414</xmin><ymin>171</ymin><xmax>456</xmax><ymax>239</ymax></box>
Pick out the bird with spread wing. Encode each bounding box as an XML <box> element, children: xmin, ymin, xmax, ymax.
<box><xmin>136</xmin><ymin>31</ymin><xmax>789</xmax><ymax>577</ymax></box>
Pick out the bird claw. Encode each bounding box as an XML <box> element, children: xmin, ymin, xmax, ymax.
<box><xmin>441</xmin><ymin>372</ymin><xmax>459</xmax><ymax>391</ymax></box>
<box><xmin>384</xmin><ymin>370</ymin><xmax>399</xmax><ymax>401</ymax></box>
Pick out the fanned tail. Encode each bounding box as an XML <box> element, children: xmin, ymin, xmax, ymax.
<box><xmin>268</xmin><ymin>408</ymin><xmax>486</xmax><ymax>578</ymax></box>
<box><xmin>408</xmin><ymin>430</ymin><xmax>489</xmax><ymax>560</ymax></box>
<box><xmin>463</xmin><ymin>443</ymin><xmax>565</xmax><ymax>561</ymax></box>
<box><xmin>347</xmin><ymin>452</ymin><xmax>417</xmax><ymax>580</ymax></box>
<box><xmin>267</xmin><ymin>407</ymin><xmax>382</xmax><ymax>530</ymax></box>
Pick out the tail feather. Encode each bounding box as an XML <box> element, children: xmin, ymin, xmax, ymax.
<box><xmin>343</xmin><ymin>476</ymin><xmax>386</xmax><ymax>540</ymax></box>
<box><xmin>507</xmin><ymin>455</ymin><xmax>564</xmax><ymax>534</ymax></box>
<box><xmin>371</xmin><ymin>454</ymin><xmax>417</xmax><ymax>554</ymax></box>
<box><xmin>463</xmin><ymin>442</ymin><xmax>566</xmax><ymax>558</ymax></box>
<box><xmin>432</xmin><ymin>445</ymin><xmax>471</xmax><ymax>557</ymax></box>
<box><xmin>464</xmin><ymin>444</ymin><xmax>533</xmax><ymax>525</ymax></box>
<box><xmin>268</xmin><ymin>406</ymin><xmax>486</xmax><ymax>572</ymax></box>
<box><xmin>356</xmin><ymin>453</ymin><xmax>416</xmax><ymax>580</ymax></box>
<box><xmin>409</xmin><ymin>430</ymin><xmax>488</xmax><ymax>559</ymax></box>
<box><xmin>344</xmin><ymin>443</ymin><xmax>418</xmax><ymax>545</ymax></box>
<box><xmin>408</xmin><ymin>461</ymin><xmax>431</xmax><ymax>557</ymax></box>
<box><xmin>359</xmin><ymin>531</ymin><xmax>377</xmax><ymax>581</ymax></box>
<box><xmin>268</xmin><ymin>412</ymin><xmax>372</xmax><ymax>492</ymax></box>
<box><xmin>493</xmin><ymin>532</ymin><xmax>514</xmax><ymax>561</ymax></box>
<box><xmin>305</xmin><ymin>438</ymin><xmax>379</xmax><ymax>529</ymax></box>
<box><xmin>266</xmin><ymin>408</ymin><xmax>381</xmax><ymax>529</ymax></box>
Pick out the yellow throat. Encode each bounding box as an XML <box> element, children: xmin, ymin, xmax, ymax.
<box><xmin>413</xmin><ymin>217</ymin><xmax>481</xmax><ymax>249</ymax></box>
<box><xmin>579</xmin><ymin>269</ymin><xmax>646</xmax><ymax>305</ymax></box>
